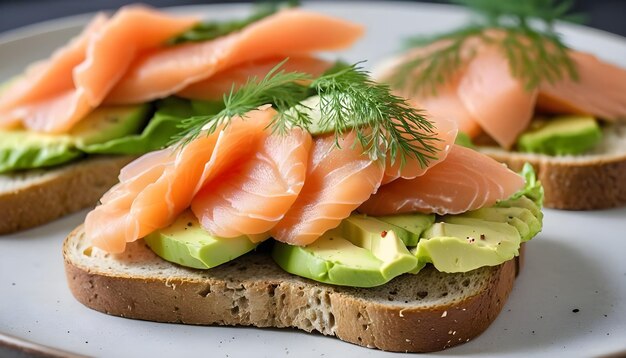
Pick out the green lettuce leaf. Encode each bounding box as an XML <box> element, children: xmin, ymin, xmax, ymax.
<box><xmin>503</xmin><ymin>163</ymin><xmax>544</xmax><ymax>207</ymax></box>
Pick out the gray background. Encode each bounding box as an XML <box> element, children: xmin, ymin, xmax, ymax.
<box><xmin>0</xmin><ymin>0</ymin><xmax>625</xmax><ymax>37</ymax></box>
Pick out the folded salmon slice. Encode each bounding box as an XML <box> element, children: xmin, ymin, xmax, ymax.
<box><xmin>191</xmin><ymin>128</ymin><xmax>312</xmax><ymax>238</ymax></box>
<box><xmin>0</xmin><ymin>7</ymin><xmax>197</xmax><ymax>133</ymax></box>
<box><xmin>270</xmin><ymin>132</ymin><xmax>385</xmax><ymax>246</ymax></box>
<box><xmin>74</xmin><ymin>5</ymin><xmax>198</xmax><ymax>105</ymax></box>
<box><xmin>177</xmin><ymin>56</ymin><xmax>332</xmax><ymax>101</ymax></box>
<box><xmin>359</xmin><ymin>144</ymin><xmax>524</xmax><ymax>216</ymax></box>
<box><xmin>85</xmin><ymin>108</ymin><xmax>274</xmax><ymax>253</ymax></box>
<box><xmin>411</xmin><ymin>79</ymin><xmax>482</xmax><ymax>139</ymax></box>
<box><xmin>376</xmin><ymin>41</ymin><xmax>483</xmax><ymax>139</ymax></box>
<box><xmin>0</xmin><ymin>14</ymin><xmax>107</xmax><ymax>114</ymax></box>
<box><xmin>388</xmin><ymin>34</ymin><xmax>626</xmax><ymax>149</ymax></box>
<box><xmin>382</xmin><ymin>114</ymin><xmax>458</xmax><ymax>185</ymax></box>
<box><xmin>105</xmin><ymin>9</ymin><xmax>364</xmax><ymax>104</ymax></box>
<box><xmin>457</xmin><ymin>47</ymin><xmax>537</xmax><ymax>149</ymax></box>
<box><xmin>0</xmin><ymin>14</ymin><xmax>107</xmax><ymax>129</ymax></box>
<box><xmin>537</xmin><ymin>51</ymin><xmax>626</xmax><ymax>120</ymax></box>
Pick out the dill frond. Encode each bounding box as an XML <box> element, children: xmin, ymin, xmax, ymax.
<box><xmin>172</xmin><ymin>60</ymin><xmax>440</xmax><ymax>167</ymax></box>
<box><xmin>391</xmin><ymin>0</ymin><xmax>581</xmax><ymax>95</ymax></box>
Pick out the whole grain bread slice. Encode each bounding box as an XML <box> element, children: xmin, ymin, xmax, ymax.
<box><xmin>63</xmin><ymin>225</ymin><xmax>523</xmax><ymax>353</ymax></box>
<box><xmin>477</xmin><ymin>123</ymin><xmax>626</xmax><ymax>210</ymax></box>
<box><xmin>0</xmin><ymin>156</ymin><xmax>133</xmax><ymax>234</ymax></box>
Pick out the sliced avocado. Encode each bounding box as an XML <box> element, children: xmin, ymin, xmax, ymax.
<box><xmin>456</xmin><ymin>206</ymin><xmax>540</xmax><ymax>242</ymax></box>
<box><xmin>339</xmin><ymin>214</ymin><xmax>413</xmax><ymax>247</ymax></box>
<box><xmin>498</xmin><ymin>195</ymin><xmax>543</xmax><ymax>223</ymax></box>
<box><xmin>272</xmin><ymin>215</ymin><xmax>418</xmax><ymax>287</ymax></box>
<box><xmin>80</xmin><ymin>111</ymin><xmax>179</xmax><ymax>154</ymax></box>
<box><xmin>290</xmin><ymin>96</ymin><xmax>331</xmax><ymax>136</ymax></box>
<box><xmin>288</xmin><ymin>95</ymin><xmax>365</xmax><ymax>136</ymax></box>
<box><xmin>0</xmin><ymin>130</ymin><xmax>81</xmax><ymax>173</ymax></box>
<box><xmin>0</xmin><ymin>105</ymin><xmax>150</xmax><ymax>172</ymax></box>
<box><xmin>144</xmin><ymin>210</ymin><xmax>261</xmax><ymax>269</ymax></box>
<box><xmin>336</xmin><ymin>216</ymin><xmax>417</xmax><ymax>275</ymax></box>
<box><xmin>272</xmin><ymin>234</ymin><xmax>388</xmax><ymax>287</ymax></box>
<box><xmin>517</xmin><ymin>115</ymin><xmax>602</xmax><ymax>155</ymax></box>
<box><xmin>375</xmin><ymin>213</ymin><xmax>435</xmax><ymax>246</ymax></box>
<box><xmin>446</xmin><ymin>215</ymin><xmax>529</xmax><ymax>243</ymax></box>
<box><xmin>72</xmin><ymin>105</ymin><xmax>150</xmax><ymax>148</ymax></box>
<box><xmin>81</xmin><ymin>98</ymin><xmax>225</xmax><ymax>155</ymax></box>
<box><xmin>414</xmin><ymin>220</ymin><xmax>521</xmax><ymax>273</ymax></box>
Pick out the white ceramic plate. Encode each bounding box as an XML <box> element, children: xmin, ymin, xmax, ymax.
<box><xmin>1</xmin><ymin>2</ymin><xmax>625</xmax><ymax>357</ymax></box>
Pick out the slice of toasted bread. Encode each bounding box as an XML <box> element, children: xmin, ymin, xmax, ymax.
<box><xmin>63</xmin><ymin>225</ymin><xmax>523</xmax><ymax>353</ymax></box>
<box><xmin>478</xmin><ymin>125</ymin><xmax>626</xmax><ymax>210</ymax></box>
<box><xmin>0</xmin><ymin>156</ymin><xmax>133</xmax><ymax>234</ymax></box>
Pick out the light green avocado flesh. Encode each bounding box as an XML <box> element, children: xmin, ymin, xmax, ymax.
<box><xmin>414</xmin><ymin>220</ymin><xmax>521</xmax><ymax>273</ymax></box>
<box><xmin>79</xmin><ymin>98</ymin><xmax>223</xmax><ymax>154</ymax></box>
<box><xmin>335</xmin><ymin>216</ymin><xmax>418</xmax><ymax>276</ymax></box>
<box><xmin>456</xmin><ymin>206</ymin><xmax>541</xmax><ymax>242</ymax></box>
<box><xmin>375</xmin><ymin>213</ymin><xmax>435</xmax><ymax>246</ymax></box>
<box><xmin>0</xmin><ymin>105</ymin><xmax>147</xmax><ymax>172</ymax></box>
<box><xmin>0</xmin><ymin>95</ymin><xmax>224</xmax><ymax>172</ymax></box>
<box><xmin>144</xmin><ymin>211</ymin><xmax>260</xmax><ymax>269</ymax></box>
<box><xmin>143</xmin><ymin>190</ymin><xmax>541</xmax><ymax>286</ymax></box>
<box><xmin>290</xmin><ymin>95</ymin><xmax>366</xmax><ymax>136</ymax></box>
<box><xmin>72</xmin><ymin>105</ymin><xmax>150</xmax><ymax>148</ymax></box>
<box><xmin>290</xmin><ymin>96</ymin><xmax>331</xmax><ymax>136</ymax></box>
<box><xmin>517</xmin><ymin>115</ymin><xmax>602</xmax><ymax>155</ymax></box>
<box><xmin>339</xmin><ymin>214</ymin><xmax>412</xmax><ymax>247</ymax></box>
<box><xmin>498</xmin><ymin>195</ymin><xmax>543</xmax><ymax>223</ymax></box>
<box><xmin>272</xmin><ymin>227</ymin><xmax>417</xmax><ymax>288</ymax></box>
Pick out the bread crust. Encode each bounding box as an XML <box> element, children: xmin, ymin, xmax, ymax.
<box><xmin>63</xmin><ymin>227</ymin><xmax>522</xmax><ymax>353</ymax></box>
<box><xmin>0</xmin><ymin>156</ymin><xmax>133</xmax><ymax>234</ymax></box>
<box><xmin>482</xmin><ymin>150</ymin><xmax>626</xmax><ymax>210</ymax></box>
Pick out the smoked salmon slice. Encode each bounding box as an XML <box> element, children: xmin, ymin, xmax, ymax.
<box><xmin>0</xmin><ymin>6</ymin><xmax>197</xmax><ymax>133</ymax></box>
<box><xmin>537</xmin><ymin>51</ymin><xmax>626</xmax><ymax>120</ymax></box>
<box><xmin>105</xmin><ymin>9</ymin><xmax>364</xmax><ymax>104</ymax></box>
<box><xmin>375</xmin><ymin>40</ymin><xmax>482</xmax><ymax>139</ymax></box>
<box><xmin>411</xmin><ymin>78</ymin><xmax>482</xmax><ymax>139</ymax></box>
<box><xmin>74</xmin><ymin>5</ymin><xmax>198</xmax><ymax>105</ymax></box>
<box><xmin>177</xmin><ymin>56</ymin><xmax>332</xmax><ymax>101</ymax></box>
<box><xmin>457</xmin><ymin>47</ymin><xmax>537</xmax><ymax>149</ymax></box>
<box><xmin>85</xmin><ymin>107</ymin><xmax>276</xmax><ymax>253</ymax></box>
<box><xmin>0</xmin><ymin>14</ymin><xmax>107</xmax><ymax>129</ymax></box>
<box><xmin>0</xmin><ymin>14</ymin><xmax>107</xmax><ymax>114</ymax></box>
<box><xmin>270</xmin><ymin>132</ymin><xmax>385</xmax><ymax>246</ymax></box>
<box><xmin>359</xmin><ymin>144</ymin><xmax>524</xmax><ymax>216</ymax></box>
<box><xmin>386</xmin><ymin>36</ymin><xmax>626</xmax><ymax>149</ymax></box>
<box><xmin>191</xmin><ymin>128</ymin><xmax>312</xmax><ymax>238</ymax></box>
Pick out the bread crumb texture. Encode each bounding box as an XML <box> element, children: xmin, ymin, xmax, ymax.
<box><xmin>479</xmin><ymin>124</ymin><xmax>626</xmax><ymax>210</ymax></box>
<box><xmin>0</xmin><ymin>156</ymin><xmax>133</xmax><ymax>233</ymax></box>
<box><xmin>64</xmin><ymin>226</ymin><xmax>520</xmax><ymax>352</ymax></box>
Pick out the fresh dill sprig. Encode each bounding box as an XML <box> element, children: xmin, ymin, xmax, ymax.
<box><xmin>390</xmin><ymin>0</ymin><xmax>581</xmax><ymax>95</ymax></box>
<box><xmin>168</xmin><ymin>0</ymin><xmax>300</xmax><ymax>45</ymax></box>
<box><xmin>311</xmin><ymin>63</ymin><xmax>439</xmax><ymax>166</ymax></box>
<box><xmin>172</xmin><ymin>61</ymin><xmax>440</xmax><ymax>167</ymax></box>
<box><xmin>171</xmin><ymin>59</ymin><xmax>310</xmax><ymax>146</ymax></box>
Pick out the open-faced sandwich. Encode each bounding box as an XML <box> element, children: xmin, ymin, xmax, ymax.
<box><xmin>63</xmin><ymin>61</ymin><xmax>544</xmax><ymax>353</ymax></box>
<box><xmin>0</xmin><ymin>3</ymin><xmax>362</xmax><ymax>233</ymax></box>
<box><xmin>376</xmin><ymin>0</ymin><xmax>626</xmax><ymax>210</ymax></box>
